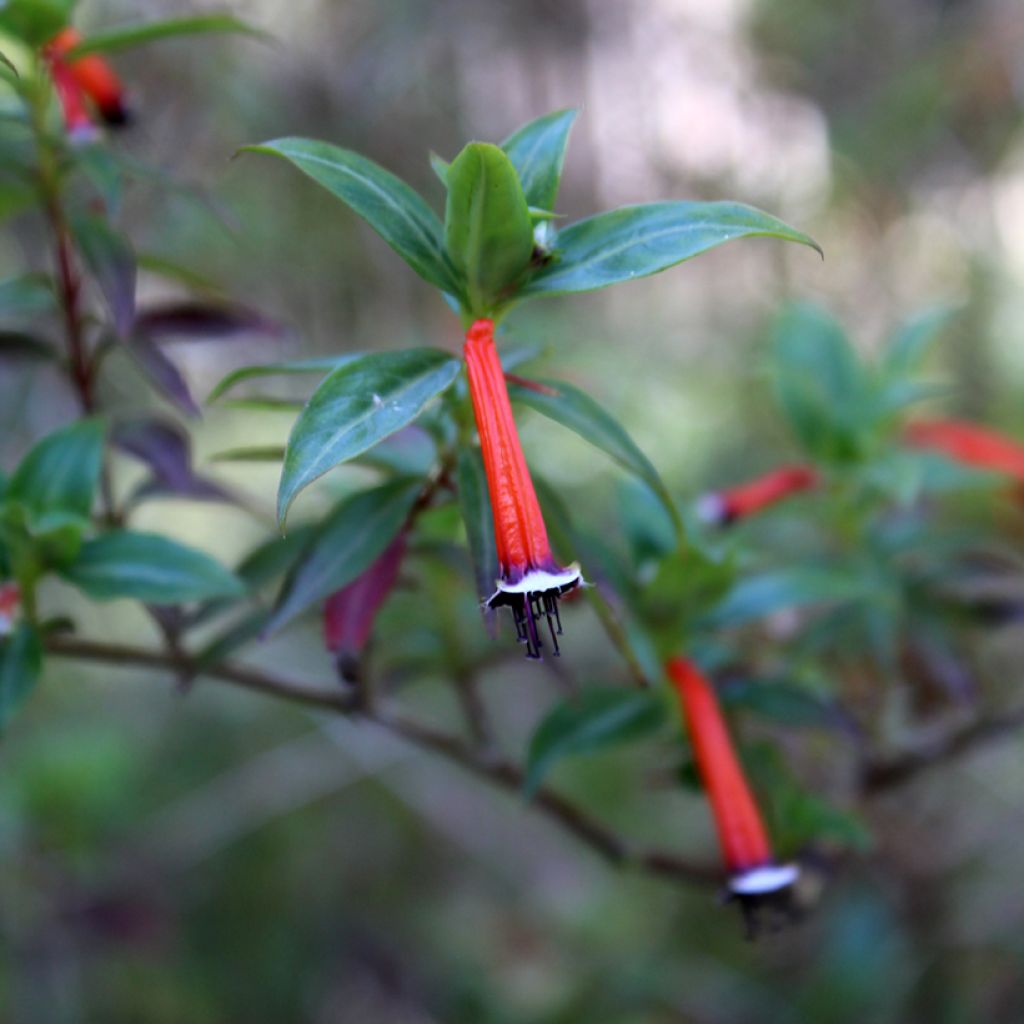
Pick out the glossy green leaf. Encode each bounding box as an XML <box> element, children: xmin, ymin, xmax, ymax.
<box><xmin>500</xmin><ymin>108</ymin><xmax>577</xmax><ymax>211</ymax></box>
<box><xmin>706</xmin><ymin>568</ymin><xmax>873</xmax><ymax>628</ymax></box>
<box><xmin>508</xmin><ymin>376</ymin><xmax>681</xmax><ymax>539</ymax></box>
<box><xmin>207</xmin><ymin>356</ymin><xmax>355</xmax><ymax>402</ymax></box>
<box><xmin>265</xmin><ymin>478</ymin><xmax>420</xmax><ymax>635</ymax></box>
<box><xmin>244</xmin><ymin>138</ymin><xmax>458</xmax><ymax>294</ymax></box>
<box><xmin>0</xmin><ymin>274</ymin><xmax>55</xmax><ymax>321</ymax></box>
<box><xmin>444</xmin><ymin>142</ymin><xmax>534</xmax><ymax>314</ymax></box>
<box><xmin>277</xmin><ymin>348</ymin><xmax>459</xmax><ymax>522</ymax></box>
<box><xmin>525</xmin><ymin>687</ymin><xmax>667</xmax><ymax>796</ymax></box>
<box><xmin>66</xmin><ymin>14</ymin><xmax>264</xmax><ymax>57</ymax></box>
<box><xmin>7</xmin><ymin>418</ymin><xmax>105</xmax><ymax>528</ymax></box>
<box><xmin>0</xmin><ymin>622</ymin><xmax>42</xmax><ymax>729</ymax></box>
<box><xmin>63</xmin><ymin>530</ymin><xmax>244</xmax><ymax>603</ymax></box>
<box><xmin>521</xmin><ymin>201</ymin><xmax>821</xmax><ymax>298</ymax></box>
<box><xmin>456</xmin><ymin>446</ymin><xmax>497</xmax><ymax>603</ymax></box>
<box><xmin>71</xmin><ymin>214</ymin><xmax>136</xmax><ymax>338</ymax></box>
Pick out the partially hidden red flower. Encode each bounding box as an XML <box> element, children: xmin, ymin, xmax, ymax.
<box><xmin>667</xmin><ymin>656</ymin><xmax>798</xmax><ymax>932</ymax></box>
<box><xmin>903</xmin><ymin>418</ymin><xmax>1024</xmax><ymax>480</ymax></box>
<box><xmin>48</xmin><ymin>28</ymin><xmax>130</xmax><ymax>127</ymax></box>
<box><xmin>697</xmin><ymin>465</ymin><xmax>818</xmax><ymax>526</ymax></box>
<box><xmin>464</xmin><ymin>318</ymin><xmax>581</xmax><ymax>658</ymax></box>
<box><xmin>45</xmin><ymin>53</ymin><xmax>98</xmax><ymax>143</ymax></box>
<box><xmin>323</xmin><ymin>534</ymin><xmax>406</xmax><ymax>683</ymax></box>
<box><xmin>0</xmin><ymin>582</ymin><xmax>20</xmax><ymax>636</ymax></box>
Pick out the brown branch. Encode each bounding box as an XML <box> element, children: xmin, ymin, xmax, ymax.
<box><xmin>862</xmin><ymin>705</ymin><xmax>1024</xmax><ymax>792</ymax></box>
<box><xmin>45</xmin><ymin>636</ymin><xmax>718</xmax><ymax>887</ymax></box>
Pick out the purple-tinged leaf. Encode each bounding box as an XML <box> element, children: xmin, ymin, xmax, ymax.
<box><xmin>112</xmin><ymin>416</ymin><xmax>234</xmax><ymax>503</ymax></box>
<box><xmin>71</xmin><ymin>214</ymin><xmax>136</xmax><ymax>339</ymax></box>
<box><xmin>129</xmin><ymin>336</ymin><xmax>200</xmax><ymax>417</ymax></box>
<box><xmin>134</xmin><ymin>301</ymin><xmax>283</xmax><ymax>343</ymax></box>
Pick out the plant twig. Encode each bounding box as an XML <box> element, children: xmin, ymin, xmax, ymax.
<box><xmin>44</xmin><ymin>635</ymin><xmax>718</xmax><ymax>887</ymax></box>
<box><xmin>862</xmin><ymin>705</ymin><xmax>1024</xmax><ymax>792</ymax></box>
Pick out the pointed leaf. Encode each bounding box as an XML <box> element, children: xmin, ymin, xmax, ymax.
<box><xmin>62</xmin><ymin>530</ymin><xmax>244</xmax><ymax>603</ymax></box>
<box><xmin>8</xmin><ymin>418</ymin><xmax>105</xmax><ymax>526</ymax></box>
<box><xmin>500</xmin><ymin>108</ymin><xmax>577</xmax><ymax>211</ymax></box>
<box><xmin>456</xmin><ymin>446</ymin><xmax>498</xmax><ymax>603</ymax></box>
<box><xmin>265</xmin><ymin>479</ymin><xmax>420</xmax><ymax>635</ymax></box>
<box><xmin>129</xmin><ymin>335</ymin><xmax>199</xmax><ymax>417</ymax></box>
<box><xmin>244</xmin><ymin>138</ymin><xmax>458</xmax><ymax>294</ymax></box>
<box><xmin>445</xmin><ymin>142</ymin><xmax>534</xmax><ymax>315</ymax></box>
<box><xmin>525</xmin><ymin>688</ymin><xmax>667</xmax><ymax>796</ymax></box>
<box><xmin>0</xmin><ymin>623</ymin><xmax>42</xmax><ymax>729</ymax></box>
<box><xmin>207</xmin><ymin>355</ymin><xmax>357</xmax><ymax>402</ymax></box>
<box><xmin>429</xmin><ymin>152</ymin><xmax>449</xmax><ymax>185</ymax></box>
<box><xmin>508</xmin><ymin>375</ymin><xmax>681</xmax><ymax>538</ymax></box>
<box><xmin>135</xmin><ymin>301</ymin><xmax>282</xmax><ymax>342</ymax></box>
<box><xmin>520</xmin><ymin>201</ymin><xmax>820</xmax><ymax>298</ymax></box>
<box><xmin>277</xmin><ymin>348</ymin><xmax>459</xmax><ymax>522</ymax></box>
<box><xmin>66</xmin><ymin>15</ymin><xmax>265</xmax><ymax>57</ymax></box>
<box><xmin>71</xmin><ymin>214</ymin><xmax>136</xmax><ymax>338</ymax></box>
<box><xmin>882</xmin><ymin>305</ymin><xmax>956</xmax><ymax>378</ymax></box>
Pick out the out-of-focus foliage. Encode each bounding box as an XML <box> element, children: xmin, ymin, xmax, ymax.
<box><xmin>3</xmin><ymin>0</ymin><xmax>1024</xmax><ymax>1021</ymax></box>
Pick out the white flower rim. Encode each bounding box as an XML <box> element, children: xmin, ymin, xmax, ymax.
<box><xmin>728</xmin><ymin>863</ymin><xmax>800</xmax><ymax>895</ymax></box>
<box><xmin>695</xmin><ymin>494</ymin><xmax>727</xmax><ymax>525</ymax></box>
<box><xmin>492</xmin><ymin>564</ymin><xmax>582</xmax><ymax>596</ymax></box>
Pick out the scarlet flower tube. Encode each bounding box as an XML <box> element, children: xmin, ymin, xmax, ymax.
<box><xmin>46</xmin><ymin>55</ymin><xmax>97</xmax><ymax>143</ymax></box>
<box><xmin>463</xmin><ymin>319</ymin><xmax>580</xmax><ymax>658</ymax></box>
<box><xmin>904</xmin><ymin>418</ymin><xmax>1024</xmax><ymax>480</ymax></box>
<box><xmin>0</xmin><ymin>582</ymin><xmax>20</xmax><ymax>636</ymax></box>
<box><xmin>697</xmin><ymin>465</ymin><xmax>818</xmax><ymax>526</ymax></box>
<box><xmin>48</xmin><ymin>28</ymin><xmax>129</xmax><ymax>126</ymax></box>
<box><xmin>667</xmin><ymin>656</ymin><xmax>798</xmax><ymax>931</ymax></box>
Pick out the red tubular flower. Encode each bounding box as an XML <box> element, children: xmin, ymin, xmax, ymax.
<box><xmin>48</xmin><ymin>28</ymin><xmax>129</xmax><ymax>126</ymax></box>
<box><xmin>463</xmin><ymin>319</ymin><xmax>581</xmax><ymax>658</ymax></box>
<box><xmin>666</xmin><ymin>656</ymin><xmax>798</xmax><ymax>931</ymax></box>
<box><xmin>904</xmin><ymin>418</ymin><xmax>1024</xmax><ymax>479</ymax></box>
<box><xmin>323</xmin><ymin>535</ymin><xmax>406</xmax><ymax>683</ymax></box>
<box><xmin>0</xmin><ymin>583</ymin><xmax>20</xmax><ymax>636</ymax></box>
<box><xmin>697</xmin><ymin>465</ymin><xmax>818</xmax><ymax>526</ymax></box>
<box><xmin>47</xmin><ymin>55</ymin><xmax>98</xmax><ymax>143</ymax></box>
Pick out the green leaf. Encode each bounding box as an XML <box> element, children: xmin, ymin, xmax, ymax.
<box><xmin>772</xmin><ymin>302</ymin><xmax>870</xmax><ymax>461</ymax></box>
<box><xmin>66</xmin><ymin>15</ymin><xmax>265</xmax><ymax>57</ymax></box>
<box><xmin>525</xmin><ymin>687</ymin><xmax>667</xmax><ymax>796</ymax></box>
<box><xmin>71</xmin><ymin>214</ymin><xmax>136</xmax><ymax>339</ymax></box>
<box><xmin>0</xmin><ymin>274</ymin><xmax>55</xmax><ymax>321</ymax></box>
<box><xmin>706</xmin><ymin>568</ymin><xmax>873</xmax><ymax>628</ymax></box>
<box><xmin>7</xmin><ymin>419</ymin><xmax>105</xmax><ymax>528</ymax></box>
<box><xmin>500</xmin><ymin>108</ymin><xmax>577</xmax><ymax>211</ymax></box>
<box><xmin>62</xmin><ymin>530</ymin><xmax>244</xmax><ymax>603</ymax></box>
<box><xmin>428</xmin><ymin>152</ymin><xmax>449</xmax><ymax>185</ymax></box>
<box><xmin>244</xmin><ymin>138</ymin><xmax>458</xmax><ymax>294</ymax></box>
<box><xmin>881</xmin><ymin>305</ymin><xmax>956</xmax><ymax>378</ymax></box>
<box><xmin>265</xmin><ymin>479</ymin><xmax>420</xmax><ymax>635</ymax></box>
<box><xmin>0</xmin><ymin>50</ymin><xmax>18</xmax><ymax>78</ymax></box>
<box><xmin>721</xmin><ymin>678</ymin><xmax>849</xmax><ymax>731</ymax></box>
<box><xmin>0</xmin><ymin>0</ymin><xmax>74</xmax><ymax>46</ymax></box>
<box><xmin>508</xmin><ymin>376</ymin><xmax>681</xmax><ymax>539</ymax></box>
<box><xmin>444</xmin><ymin>142</ymin><xmax>534</xmax><ymax>315</ymax></box>
<box><xmin>207</xmin><ymin>355</ymin><xmax>356</xmax><ymax>402</ymax></box>
<box><xmin>0</xmin><ymin>623</ymin><xmax>42</xmax><ymax>729</ymax></box>
<box><xmin>456</xmin><ymin>446</ymin><xmax>497</xmax><ymax>603</ymax></box>
<box><xmin>520</xmin><ymin>201</ymin><xmax>821</xmax><ymax>298</ymax></box>
<box><xmin>277</xmin><ymin>348</ymin><xmax>459</xmax><ymax>523</ymax></box>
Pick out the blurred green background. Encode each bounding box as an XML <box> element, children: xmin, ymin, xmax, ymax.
<box><xmin>4</xmin><ymin>0</ymin><xmax>1024</xmax><ymax>1020</ymax></box>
